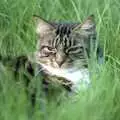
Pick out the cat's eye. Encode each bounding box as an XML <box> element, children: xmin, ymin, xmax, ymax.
<box><xmin>41</xmin><ymin>46</ymin><xmax>55</xmax><ymax>51</ymax></box>
<box><xmin>66</xmin><ymin>46</ymin><xmax>83</xmax><ymax>54</ymax></box>
<box><xmin>40</xmin><ymin>46</ymin><xmax>56</xmax><ymax>57</ymax></box>
<box><xmin>47</xmin><ymin>46</ymin><xmax>53</xmax><ymax>51</ymax></box>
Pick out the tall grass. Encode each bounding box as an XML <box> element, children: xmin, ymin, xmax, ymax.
<box><xmin>0</xmin><ymin>0</ymin><xmax>120</xmax><ymax>120</ymax></box>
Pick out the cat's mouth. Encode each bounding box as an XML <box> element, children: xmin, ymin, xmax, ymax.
<box><xmin>40</xmin><ymin>63</ymin><xmax>75</xmax><ymax>73</ymax></box>
<box><xmin>39</xmin><ymin>63</ymin><xmax>90</xmax><ymax>86</ymax></box>
<box><xmin>39</xmin><ymin>62</ymin><xmax>75</xmax><ymax>75</ymax></box>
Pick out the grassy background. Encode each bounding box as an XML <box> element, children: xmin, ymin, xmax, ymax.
<box><xmin>0</xmin><ymin>0</ymin><xmax>120</xmax><ymax>120</ymax></box>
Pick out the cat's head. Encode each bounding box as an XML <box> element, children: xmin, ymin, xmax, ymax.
<box><xmin>34</xmin><ymin>15</ymin><xmax>96</xmax><ymax>69</ymax></box>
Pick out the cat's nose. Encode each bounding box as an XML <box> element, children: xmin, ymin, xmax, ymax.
<box><xmin>56</xmin><ymin>59</ymin><xmax>64</xmax><ymax>67</ymax></box>
<box><xmin>55</xmin><ymin>53</ymin><xmax>66</xmax><ymax>67</ymax></box>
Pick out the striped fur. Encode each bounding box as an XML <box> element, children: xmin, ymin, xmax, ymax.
<box><xmin>34</xmin><ymin>15</ymin><xmax>99</xmax><ymax>92</ymax></box>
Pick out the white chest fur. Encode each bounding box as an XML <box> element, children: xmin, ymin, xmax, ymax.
<box><xmin>41</xmin><ymin>64</ymin><xmax>90</xmax><ymax>92</ymax></box>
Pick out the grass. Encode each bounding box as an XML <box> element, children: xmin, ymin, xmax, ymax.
<box><xmin>0</xmin><ymin>0</ymin><xmax>120</xmax><ymax>120</ymax></box>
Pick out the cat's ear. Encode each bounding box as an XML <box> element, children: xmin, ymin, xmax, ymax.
<box><xmin>73</xmin><ymin>15</ymin><xmax>96</xmax><ymax>33</ymax></box>
<box><xmin>33</xmin><ymin>15</ymin><xmax>55</xmax><ymax>35</ymax></box>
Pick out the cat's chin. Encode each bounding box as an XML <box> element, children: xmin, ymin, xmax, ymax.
<box><xmin>40</xmin><ymin>63</ymin><xmax>90</xmax><ymax>92</ymax></box>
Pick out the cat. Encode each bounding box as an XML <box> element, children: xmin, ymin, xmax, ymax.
<box><xmin>0</xmin><ymin>15</ymin><xmax>104</xmax><ymax>105</ymax></box>
<box><xmin>34</xmin><ymin>14</ymin><xmax>102</xmax><ymax>92</ymax></box>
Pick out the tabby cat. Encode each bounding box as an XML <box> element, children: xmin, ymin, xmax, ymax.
<box><xmin>0</xmin><ymin>15</ymin><xmax>103</xmax><ymax>104</ymax></box>
<box><xmin>34</xmin><ymin>15</ymin><xmax>102</xmax><ymax>92</ymax></box>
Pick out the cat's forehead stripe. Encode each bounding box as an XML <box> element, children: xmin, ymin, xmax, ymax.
<box><xmin>52</xmin><ymin>24</ymin><xmax>74</xmax><ymax>48</ymax></box>
<box><xmin>56</xmin><ymin>24</ymin><xmax>71</xmax><ymax>37</ymax></box>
